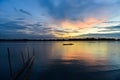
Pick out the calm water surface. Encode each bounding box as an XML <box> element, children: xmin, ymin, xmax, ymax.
<box><xmin>0</xmin><ymin>41</ymin><xmax>120</xmax><ymax>80</ymax></box>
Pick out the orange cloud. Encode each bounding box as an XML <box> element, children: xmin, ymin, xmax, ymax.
<box><xmin>49</xmin><ymin>17</ymin><xmax>106</xmax><ymax>38</ymax></box>
<box><xmin>61</xmin><ymin>17</ymin><xmax>105</xmax><ymax>29</ymax></box>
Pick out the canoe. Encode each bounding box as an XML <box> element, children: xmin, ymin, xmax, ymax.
<box><xmin>63</xmin><ymin>43</ymin><xmax>74</xmax><ymax>45</ymax></box>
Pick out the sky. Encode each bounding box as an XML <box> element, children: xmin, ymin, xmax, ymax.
<box><xmin>0</xmin><ymin>0</ymin><xmax>120</xmax><ymax>39</ymax></box>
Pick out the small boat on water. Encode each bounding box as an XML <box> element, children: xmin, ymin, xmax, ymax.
<box><xmin>63</xmin><ymin>43</ymin><xmax>74</xmax><ymax>45</ymax></box>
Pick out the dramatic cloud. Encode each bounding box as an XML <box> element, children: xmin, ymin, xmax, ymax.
<box><xmin>0</xmin><ymin>0</ymin><xmax>120</xmax><ymax>38</ymax></box>
<box><xmin>38</xmin><ymin>0</ymin><xmax>120</xmax><ymax>21</ymax></box>
<box><xmin>38</xmin><ymin>0</ymin><xmax>120</xmax><ymax>33</ymax></box>
<box><xmin>60</xmin><ymin>18</ymin><xmax>104</xmax><ymax>29</ymax></box>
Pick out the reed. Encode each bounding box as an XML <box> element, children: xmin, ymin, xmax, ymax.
<box><xmin>7</xmin><ymin>47</ymin><xmax>35</xmax><ymax>80</ymax></box>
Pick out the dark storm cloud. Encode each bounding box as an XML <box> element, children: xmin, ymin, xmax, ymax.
<box><xmin>0</xmin><ymin>19</ymin><xmax>55</xmax><ymax>39</ymax></box>
<box><xmin>55</xmin><ymin>29</ymin><xmax>69</xmax><ymax>33</ymax></box>
<box><xmin>0</xmin><ymin>18</ymin><xmax>51</xmax><ymax>35</ymax></box>
<box><xmin>0</xmin><ymin>21</ymin><xmax>27</xmax><ymax>30</ymax></box>
<box><xmin>54</xmin><ymin>29</ymin><xmax>79</xmax><ymax>33</ymax></box>
<box><xmin>19</xmin><ymin>9</ymin><xmax>32</xmax><ymax>16</ymax></box>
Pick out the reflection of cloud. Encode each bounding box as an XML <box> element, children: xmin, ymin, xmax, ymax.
<box><xmin>50</xmin><ymin>41</ymin><xmax>107</xmax><ymax>65</ymax></box>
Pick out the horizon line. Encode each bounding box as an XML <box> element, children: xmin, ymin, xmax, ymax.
<box><xmin>0</xmin><ymin>38</ymin><xmax>120</xmax><ymax>41</ymax></box>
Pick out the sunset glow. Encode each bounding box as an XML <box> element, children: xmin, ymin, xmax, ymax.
<box><xmin>0</xmin><ymin>0</ymin><xmax>120</xmax><ymax>39</ymax></box>
<box><xmin>61</xmin><ymin>18</ymin><xmax>105</xmax><ymax>29</ymax></box>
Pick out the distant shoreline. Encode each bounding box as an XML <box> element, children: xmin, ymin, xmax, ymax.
<box><xmin>0</xmin><ymin>38</ymin><xmax>120</xmax><ymax>41</ymax></box>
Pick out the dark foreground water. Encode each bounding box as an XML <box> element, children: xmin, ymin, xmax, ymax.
<box><xmin>1</xmin><ymin>41</ymin><xmax>120</xmax><ymax>80</ymax></box>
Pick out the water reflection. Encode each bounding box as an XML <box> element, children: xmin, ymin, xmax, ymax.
<box><xmin>1</xmin><ymin>41</ymin><xmax>120</xmax><ymax>80</ymax></box>
<box><xmin>59</xmin><ymin>42</ymin><xmax>118</xmax><ymax>68</ymax></box>
<box><xmin>49</xmin><ymin>42</ymin><xmax>110</xmax><ymax>66</ymax></box>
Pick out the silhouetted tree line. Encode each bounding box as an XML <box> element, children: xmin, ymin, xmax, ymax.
<box><xmin>0</xmin><ymin>38</ymin><xmax>120</xmax><ymax>41</ymax></box>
